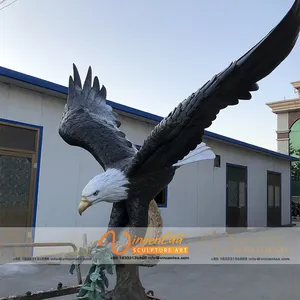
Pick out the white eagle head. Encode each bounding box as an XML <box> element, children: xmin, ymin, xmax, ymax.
<box><xmin>78</xmin><ymin>169</ymin><xmax>129</xmax><ymax>215</ymax></box>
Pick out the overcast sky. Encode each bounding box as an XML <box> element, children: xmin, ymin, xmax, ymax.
<box><xmin>0</xmin><ymin>0</ymin><xmax>299</xmax><ymax>151</ymax></box>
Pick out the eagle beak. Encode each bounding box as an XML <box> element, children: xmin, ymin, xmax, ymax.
<box><xmin>78</xmin><ymin>197</ymin><xmax>92</xmax><ymax>215</ymax></box>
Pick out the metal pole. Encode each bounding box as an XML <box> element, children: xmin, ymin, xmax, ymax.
<box><xmin>0</xmin><ymin>242</ymin><xmax>82</xmax><ymax>284</ymax></box>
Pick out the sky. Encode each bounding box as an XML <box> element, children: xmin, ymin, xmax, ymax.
<box><xmin>0</xmin><ymin>0</ymin><xmax>299</xmax><ymax>152</ymax></box>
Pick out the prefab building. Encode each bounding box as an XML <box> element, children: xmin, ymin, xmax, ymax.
<box><xmin>0</xmin><ymin>66</ymin><xmax>296</xmax><ymax>253</ymax></box>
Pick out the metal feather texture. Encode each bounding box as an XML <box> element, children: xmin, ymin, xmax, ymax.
<box><xmin>125</xmin><ymin>0</ymin><xmax>300</xmax><ymax>176</ymax></box>
<box><xmin>59</xmin><ymin>64</ymin><xmax>137</xmax><ymax>171</ymax></box>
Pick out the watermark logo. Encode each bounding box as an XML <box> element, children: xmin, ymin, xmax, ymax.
<box><xmin>209</xmin><ymin>231</ymin><xmax>290</xmax><ymax>256</ymax></box>
<box><xmin>97</xmin><ymin>230</ymin><xmax>189</xmax><ymax>256</ymax></box>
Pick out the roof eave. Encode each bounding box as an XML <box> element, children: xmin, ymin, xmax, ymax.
<box><xmin>0</xmin><ymin>65</ymin><xmax>296</xmax><ymax>162</ymax></box>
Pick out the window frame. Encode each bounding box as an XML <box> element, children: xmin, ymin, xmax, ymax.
<box><xmin>267</xmin><ymin>171</ymin><xmax>282</xmax><ymax>209</ymax></box>
<box><xmin>0</xmin><ymin>118</ymin><xmax>43</xmax><ymax>257</ymax></box>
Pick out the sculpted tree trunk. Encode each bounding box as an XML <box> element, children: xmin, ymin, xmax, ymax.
<box><xmin>105</xmin><ymin>199</ymin><xmax>162</xmax><ymax>300</ymax></box>
<box><xmin>107</xmin><ymin>264</ymin><xmax>148</xmax><ymax>300</ymax></box>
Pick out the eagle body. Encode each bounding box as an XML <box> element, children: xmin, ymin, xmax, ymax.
<box><xmin>59</xmin><ymin>0</ymin><xmax>300</xmax><ymax>243</ymax></box>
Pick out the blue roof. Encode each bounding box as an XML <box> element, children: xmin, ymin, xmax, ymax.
<box><xmin>0</xmin><ymin>65</ymin><xmax>297</xmax><ymax>162</ymax></box>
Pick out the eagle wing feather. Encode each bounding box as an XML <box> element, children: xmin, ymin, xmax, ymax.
<box><xmin>126</xmin><ymin>0</ymin><xmax>300</xmax><ymax>176</ymax></box>
<box><xmin>59</xmin><ymin>64</ymin><xmax>137</xmax><ymax>171</ymax></box>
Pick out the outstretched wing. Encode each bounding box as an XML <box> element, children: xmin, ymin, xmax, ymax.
<box><xmin>126</xmin><ymin>0</ymin><xmax>300</xmax><ymax>176</ymax></box>
<box><xmin>59</xmin><ymin>64</ymin><xmax>137</xmax><ymax>171</ymax></box>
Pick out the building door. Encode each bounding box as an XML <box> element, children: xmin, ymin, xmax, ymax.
<box><xmin>267</xmin><ymin>172</ymin><xmax>281</xmax><ymax>227</ymax></box>
<box><xmin>226</xmin><ymin>164</ymin><xmax>247</xmax><ymax>228</ymax></box>
<box><xmin>0</xmin><ymin>121</ymin><xmax>40</xmax><ymax>261</ymax></box>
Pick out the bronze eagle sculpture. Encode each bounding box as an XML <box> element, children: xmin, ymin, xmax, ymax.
<box><xmin>59</xmin><ymin>0</ymin><xmax>300</xmax><ymax>244</ymax></box>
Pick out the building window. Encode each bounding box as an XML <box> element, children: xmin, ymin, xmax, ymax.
<box><xmin>267</xmin><ymin>172</ymin><xmax>281</xmax><ymax>208</ymax></box>
<box><xmin>226</xmin><ymin>164</ymin><xmax>247</xmax><ymax>227</ymax></box>
<box><xmin>154</xmin><ymin>187</ymin><xmax>167</xmax><ymax>207</ymax></box>
<box><xmin>0</xmin><ymin>123</ymin><xmax>37</xmax><ymax>152</ymax></box>
<box><xmin>0</xmin><ymin>119</ymin><xmax>41</xmax><ymax>236</ymax></box>
<box><xmin>214</xmin><ymin>155</ymin><xmax>221</xmax><ymax>167</ymax></box>
<box><xmin>267</xmin><ymin>171</ymin><xmax>281</xmax><ymax>227</ymax></box>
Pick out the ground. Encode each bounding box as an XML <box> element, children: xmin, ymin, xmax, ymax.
<box><xmin>0</xmin><ymin>227</ymin><xmax>299</xmax><ymax>300</ymax></box>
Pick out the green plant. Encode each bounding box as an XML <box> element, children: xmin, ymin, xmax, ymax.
<box><xmin>289</xmin><ymin>142</ymin><xmax>300</xmax><ymax>181</ymax></box>
<box><xmin>69</xmin><ymin>246</ymin><xmax>114</xmax><ymax>299</ymax></box>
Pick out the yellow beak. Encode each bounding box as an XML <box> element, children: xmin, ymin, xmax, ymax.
<box><xmin>78</xmin><ymin>197</ymin><xmax>92</xmax><ymax>215</ymax></box>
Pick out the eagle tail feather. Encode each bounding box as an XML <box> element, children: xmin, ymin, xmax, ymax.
<box><xmin>172</xmin><ymin>142</ymin><xmax>215</xmax><ymax>167</ymax></box>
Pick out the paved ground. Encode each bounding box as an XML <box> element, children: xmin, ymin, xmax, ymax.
<box><xmin>0</xmin><ymin>227</ymin><xmax>299</xmax><ymax>300</ymax></box>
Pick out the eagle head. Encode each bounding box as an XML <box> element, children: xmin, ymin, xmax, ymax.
<box><xmin>78</xmin><ymin>168</ymin><xmax>129</xmax><ymax>215</ymax></box>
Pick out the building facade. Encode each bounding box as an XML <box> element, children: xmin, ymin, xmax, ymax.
<box><xmin>267</xmin><ymin>81</ymin><xmax>300</xmax><ymax>200</ymax></box>
<box><xmin>0</xmin><ymin>66</ymin><xmax>297</xmax><ymax>256</ymax></box>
